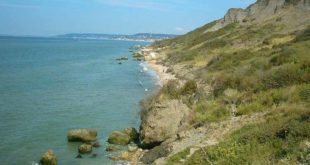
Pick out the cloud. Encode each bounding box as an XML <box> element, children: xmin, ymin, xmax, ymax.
<box><xmin>95</xmin><ymin>0</ymin><xmax>167</xmax><ymax>11</ymax></box>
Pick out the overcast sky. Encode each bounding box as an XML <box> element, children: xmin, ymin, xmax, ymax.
<box><xmin>0</xmin><ymin>0</ymin><xmax>256</xmax><ymax>36</ymax></box>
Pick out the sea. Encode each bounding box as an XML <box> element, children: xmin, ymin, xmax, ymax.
<box><xmin>0</xmin><ymin>36</ymin><xmax>158</xmax><ymax>165</ymax></box>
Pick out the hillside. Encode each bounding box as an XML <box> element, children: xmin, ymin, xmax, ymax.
<box><xmin>136</xmin><ymin>0</ymin><xmax>310</xmax><ymax>164</ymax></box>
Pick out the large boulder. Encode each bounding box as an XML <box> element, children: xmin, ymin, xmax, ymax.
<box><xmin>40</xmin><ymin>150</ymin><xmax>57</xmax><ymax>165</ymax></box>
<box><xmin>140</xmin><ymin>100</ymin><xmax>190</xmax><ymax>148</ymax></box>
<box><xmin>78</xmin><ymin>144</ymin><xmax>92</xmax><ymax>154</ymax></box>
<box><xmin>107</xmin><ymin>128</ymin><xmax>139</xmax><ymax>145</ymax></box>
<box><xmin>67</xmin><ymin>129</ymin><xmax>97</xmax><ymax>142</ymax></box>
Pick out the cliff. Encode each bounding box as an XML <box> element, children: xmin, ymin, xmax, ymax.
<box><xmin>137</xmin><ymin>0</ymin><xmax>310</xmax><ymax>164</ymax></box>
<box><xmin>208</xmin><ymin>0</ymin><xmax>310</xmax><ymax>32</ymax></box>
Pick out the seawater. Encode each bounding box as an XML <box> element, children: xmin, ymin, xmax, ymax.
<box><xmin>0</xmin><ymin>37</ymin><xmax>157</xmax><ymax>165</ymax></box>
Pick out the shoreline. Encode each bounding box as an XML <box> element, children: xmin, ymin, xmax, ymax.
<box><xmin>140</xmin><ymin>47</ymin><xmax>176</xmax><ymax>87</ymax></box>
<box><xmin>146</xmin><ymin>60</ymin><xmax>176</xmax><ymax>87</ymax></box>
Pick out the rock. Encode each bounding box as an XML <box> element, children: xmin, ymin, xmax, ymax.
<box><xmin>92</xmin><ymin>142</ymin><xmax>100</xmax><ymax>148</ymax></box>
<box><xmin>105</xmin><ymin>145</ymin><xmax>119</xmax><ymax>152</ymax></box>
<box><xmin>109</xmin><ymin>149</ymin><xmax>145</xmax><ymax>163</ymax></box>
<box><xmin>107</xmin><ymin>128</ymin><xmax>139</xmax><ymax>145</ymax></box>
<box><xmin>67</xmin><ymin>129</ymin><xmax>97</xmax><ymax>142</ymax></box>
<box><xmin>76</xmin><ymin>154</ymin><xmax>83</xmax><ymax>159</ymax></box>
<box><xmin>140</xmin><ymin>144</ymin><xmax>171</xmax><ymax>164</ymax></box>
<box><xmin>223</xmin><ymin>8</ymin><xmax>247</xmax><ymax>24</ymax></box>
<box><xmin>40</xmin><ymin>150</ymin><xmax>57</xmax><ymax>165</ymax></box>
<box><xmin>128</xmin><ymin>144</ymin><xmax>138</xmax><ymax>152</ymax></box>
<box><xmin>91</xmin><ymin>153</ymin><xmax>98</xmax><ymax>158</ymax></box>
<box><xmin>78</xmin><ymin>144</ymin><xmax>92</xmax><ymax>154</ymax></box>
<box><xmin>108</xmin><ymin>156</ymin><xmax>119</xmax><ymax>161</ymax></box>
<box><xmin>140</xmin><ymin>100</ymin><xmax>190</xmax><ymax>148</ymax></box>
<box><xmin>116</xmin><ymin>57</ymin><xmax>129</xmax><ymax>61</ymax></box>
<box><xmin>120</xmin><ymin>151</ymin><xmax>130</xmax><ymax>160</ymax></box>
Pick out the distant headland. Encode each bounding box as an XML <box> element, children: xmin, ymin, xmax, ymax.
<box><xmin>54</xmin><ymin>33</ymin><xmax>178</xmax><ymax>42</ymax></box>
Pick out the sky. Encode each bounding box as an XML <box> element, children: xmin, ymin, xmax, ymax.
<box><xmin>0</xmin><ymin>0</ymin><xmax>256</xmax><ymax>36</ymax></box>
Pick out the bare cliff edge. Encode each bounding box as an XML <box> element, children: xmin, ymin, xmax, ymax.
<box><xmin>209</xmin><ymin>0</ymin><xmax>310</xmax><ymax>32</ymax></box>
<box><xmin>118</xmin><ymin>0</ymin><xmax>310</xmax><ymax>164</ymax></box>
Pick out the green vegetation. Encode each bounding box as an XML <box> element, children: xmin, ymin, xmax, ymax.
<box><xmin>182</xmin><ymin>105</ymin><xmax>310</xmax><ymax>165</ymax></box>
<box><xmin>166</xmin><ymin>148</ymin><xmax>190</xmax><ymax>165</ymax></box>
<box><xmin>144</xmin><ymin>8</ymin><xmax>310</xmax><ymax>163</ymax></box>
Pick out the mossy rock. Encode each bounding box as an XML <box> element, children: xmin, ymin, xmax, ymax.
<box><xmin>106</xmin><ymin>145</ymin><xmax>119</xmax><ymax>152</ymax></box>
<box><xmin>107</xmin><ymin>128</ymin><xmax>138</xmax><ymax>145</ymax></box>
<box><xmin>78</xmin><ymin>144</ymin><xmax>92</xmax><ymax>154</ymax></box>
<box><xmin>40</xmin><ymin>150</ymin><xmax>57</xmax><ymax>165</ymax></box>
<box><xmin>67</xmin><ymin>128</ymin><xmax>97</xmax><ymax>142</ymax></box>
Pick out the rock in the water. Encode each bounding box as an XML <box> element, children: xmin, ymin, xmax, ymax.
<box><xmin>40</xmin><ymin>150</ymin><xmax>57</xmax><ymax>165</ymax></box>
<box><xmin>67</xmin><ymin>129</ymin><xmax>97</xmax><ymax>142</ymax></box>
<box><xmin>76</xmin><ymin>154</ymin><xmax>83</xmax><ymax>159</ymax></box>
<box><xmin>78</xmin><ymin>144</ymin><xmax>92</xmax><ymax>154</ymax></box>
<box><xmin>106</xmin><ymin>145</ymin><xmax>119</xmax><ymax>152</ymax></box>
<box><xmin>128</xmin><ymin>144</ymin><xmax>138</xmax><ymax>152</ymax></box>
<box><xmin>140</xmin><ymin>100</ymin><xmax>190</xmax><ymax>148</ymax></box>
<box><xmin>91</xmin><ymin>153</ymin><xmax>98</xmax><ymax>158</ymax></box>
<box><xmin>92</xmin><ymin>142</ymin><xmax>100</xmax><ymax>148</ymax></box>
<box><xmin>107</xmin><ymin>128</ymin><xmax>139</xmax><ymax>145</ymax></box>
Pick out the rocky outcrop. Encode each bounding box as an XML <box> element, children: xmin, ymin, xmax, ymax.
<box><xmin>78</xmin><ymin>144</ymin><xmax>92</xmax><ymax>154</ymax></box>
<box><xmin>67</xmin><ymin>128</ymin><xmax>97</xmax><ymax>142</ymax></box>
<box><xmin>224</xmin><ymin>8</ymin><xmax>248</xmax><ymax>24</ymax></box>
<box><xmin>107</xmin><ymin>128</ymin><xmax>139</xmax><ymax>145</ymax></box>
<box><xmin>140</xmin><ymin>100</ymin><xmax>191</xmax><ymax>148</ymax></box>
<box><xmin>206</xmin><ymin>0</ymin><xmax>310</xmax><ymax>32</ymax></box>
<box><xmin>40</xmin><ymin>150</ymin><xmax>57</xmax><ymax>165</ymax></box>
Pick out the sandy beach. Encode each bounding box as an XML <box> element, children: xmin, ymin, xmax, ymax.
<box><xmin>147</xmin><ymin>60</ymin><xmax>176</xmax><ymax>87</ymax></box>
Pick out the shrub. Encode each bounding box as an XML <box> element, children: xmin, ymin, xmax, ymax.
<box><xmin>237</xmin><ymin>101</ymin><xmax>265</xmax><ymax>116</ymax></box>
<box><xmin>298</xmin><ymin>84</ymin><xmax>310</xmax><ymax>101</ymax></box>
<box><xmin>161</xmin><ymin>80</ymin><xmax>180</xmax><ymax>99</ymax></box>
<box><xmin>294</xmin><ymin>26</ymin><xmax>310</xmax><ymax>42</ymax></box>
<box><xmin>185</xmin><ymin>105</ymin><xmax>310</xmax><ymax>165</ymax></box>
<box><xmin>180</xmin><ymin>80</ymin><xmax>198</xmax><ymax>95</ymax></box>
<box><xmin>194</xmin><ymin>101</ymin><xmax>230</xmax><ymax>123</ymax></box>
<box><xmin>269</xmin><ymin>47</ymin><xmax>297</xmax><ymax>66</ymax></box>
<box><xmin>262</xmin><ymin>63</ymin><xmax>309</xmax><ymax>89</ymax></box>
<box><xmin>211</xmin><ymin>73</ymin><xmax>241</xmax><ymax>96</ymax></box>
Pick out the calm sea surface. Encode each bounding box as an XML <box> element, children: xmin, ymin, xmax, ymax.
<box><xmin>0</xmin><ymin>37</ymin><xmax>157</xmax><ymax>165</ymax></box>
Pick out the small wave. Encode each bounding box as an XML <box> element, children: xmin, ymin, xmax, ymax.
<box><xmin>138</xmin><ymin>80</ymin><xmax>143</xmax><ymax>87</ymax></box>
<box><xmin>31</xmin><ymin>161</ymin><xmax>39</xmax><ymax>165</ymax></box>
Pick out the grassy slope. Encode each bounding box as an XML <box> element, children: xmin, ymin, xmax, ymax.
<box><xmin>147</xmin><ymin>11</ymin><xmax>310</xmax><ymax>164</ymax></box>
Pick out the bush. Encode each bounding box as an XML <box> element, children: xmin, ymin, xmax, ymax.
<box><xmin>185</xmin><ymin>105</ymin><xmax>310</xmax><ymax>165</ymax></box>
<box><xmin>181</xmin><ymin>80</ymin><xmax>198</xmax><ymax>95</ymax></box>
<box><xmin>237</xmin><ymin>101</ymin><xmax>265</xmax><ymax>116</ymax></box>
<box><xmin>161</xmin><ymin>80</ymin><xmax>180</xmax><ymax>99</ymax></box>
<box><xmin>269</xmin><ymin>47</ymin><xmax>297</xmax><ymax>66</ymax></box>
<box><xmin>194</xmin><ymin>101</ymin><xmax>230</xmax><ymax>123</ymax></box>
<box><xmin>294</xmin><ymin>26</ymin><xmax>310</xmax><ymax>42</ymax></box>
<box><xmin>262</xmin><ymin>63</ymin><xmax>309</xmax><ymax>89</ymax></box>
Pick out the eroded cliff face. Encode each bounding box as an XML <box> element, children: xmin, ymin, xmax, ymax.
<box><xmin>208</xmin><ymin>0</ymin><xmax>310</xmax><ymax>32</ymax></box>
